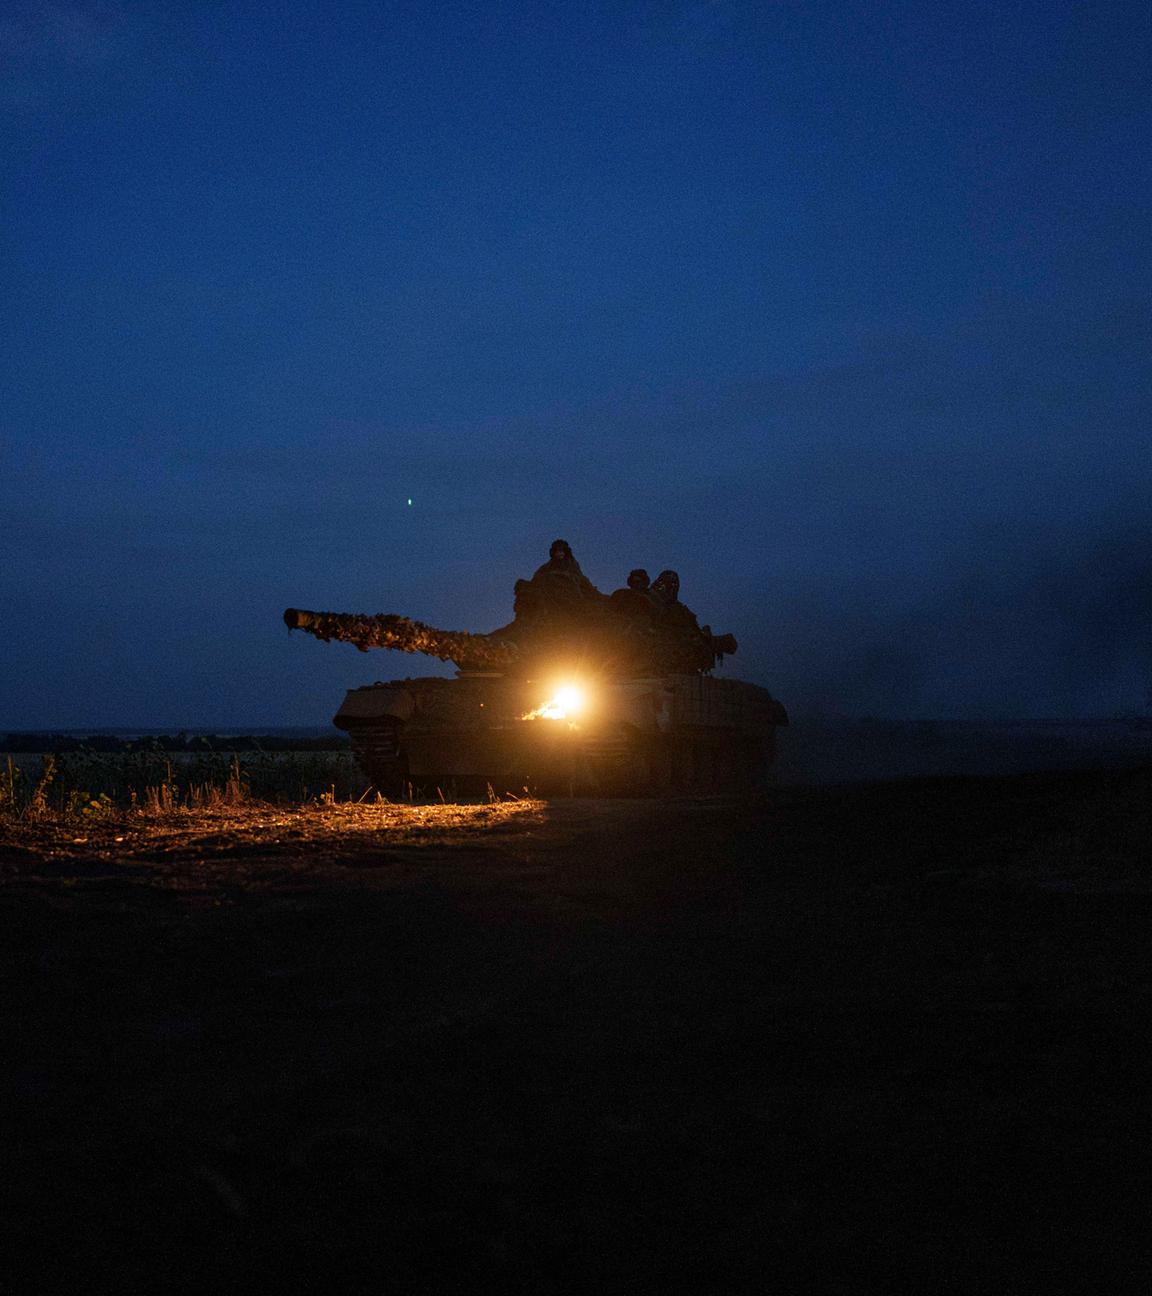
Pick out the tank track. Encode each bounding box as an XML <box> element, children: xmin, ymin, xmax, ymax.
<box><xmin>346</xmin><ymin>721</ymin><xmax>409</xmax><ymax>798</ymax></box>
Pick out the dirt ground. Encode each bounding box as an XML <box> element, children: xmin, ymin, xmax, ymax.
<box><xmin>3</xmin><ymin>770</ymin><xmax>1151</xmax><ymax>1294</ymax></box>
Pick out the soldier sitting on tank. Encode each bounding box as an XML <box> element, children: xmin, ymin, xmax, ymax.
<box><xmin>608</xmin><ymin>568</ymin><xmax>659</xmax><ymax>621</ymax></box>
<box><xmin>517</xmin><ymin>538</ymin><xmax>605</xmax><ymax>618</ymax></box>
<box><xmin>647</xmin><ymin>570</ymin><xmax>694</xmax><ymax>619</ymax></box>
<box><xmin>652</xmin><ymin>569</ymin><xmax>713</xmax><ymax>638</ymax></box>
<box><xmin>650</xmin><ymin>570</ymin><xmax>738</xmax><ymax>663</ymax></box>
<box><xmin>533</xmin><ymin>539</ymin><xmax>600</xmax><ymax>593</ymax></box>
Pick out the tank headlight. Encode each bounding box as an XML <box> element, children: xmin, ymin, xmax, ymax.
<box><xmin>551</xmin><ymin>685</ymin><xmax>584</xmax><ymax>716</ymax></box>
<box><xmin>523</xmin><ymin>683</ymin><xmax>587</xmax><ymax>721</ymax></box>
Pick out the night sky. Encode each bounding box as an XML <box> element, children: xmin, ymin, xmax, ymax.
<box><xmin>2</xmin><ymin>0</ymin><xmax>1148</xmax><ymax>728</ymax></box>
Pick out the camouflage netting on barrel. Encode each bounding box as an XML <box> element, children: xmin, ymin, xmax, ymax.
<box><xmin>282</xmin><ymin>610</ymin><xmax>522</xmax><ymax>672</ymax></box>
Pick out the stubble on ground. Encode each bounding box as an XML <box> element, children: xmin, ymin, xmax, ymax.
<box><xmin>2</xmin><ymin>770</ymin><xmax>1151</xmax><ymax>1293</ymax></box>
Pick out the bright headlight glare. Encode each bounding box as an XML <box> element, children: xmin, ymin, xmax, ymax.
<box><xmin>524</xmin><ymin>682</ymin><xmax>587</xmax><ymax>721</ymax></box>
<box><xmin>552</xmin><ymin>685</ymin><xmax>584</xmax><ymax>715</ymax></box>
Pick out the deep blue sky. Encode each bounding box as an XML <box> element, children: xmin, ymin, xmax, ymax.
<box><xmin>2</xmin><ymin>0</ymin><xmax>1149</xmax><ymax>726</ymax></box>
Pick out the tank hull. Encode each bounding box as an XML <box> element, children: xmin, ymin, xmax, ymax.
<box><xmin>334</xmin><ymin>674</ymin><xmax>788</xmax><ymax>797</ymax></box>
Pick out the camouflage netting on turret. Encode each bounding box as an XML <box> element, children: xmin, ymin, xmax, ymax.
<box><xmin>284</xmin><ymin>541</ymin><xmax>739</xmax><ymax>677</ymax></box>
<box><xmin>285</xmin><ymin>606</ymin><xmax>733</xmax><ymax>676</ymax></box>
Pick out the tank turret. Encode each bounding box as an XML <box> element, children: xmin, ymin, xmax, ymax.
<box><xmin>284</xmin><ymin>539</ymin><xmax>736</xmax><ymax>677</ymax></box>
<box><xmin>283</xmin><ymin>602</ymin><xmax>734</xmax><ymax>677</ymax></box>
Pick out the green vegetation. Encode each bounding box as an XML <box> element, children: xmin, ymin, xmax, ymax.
<box><xmin>0</xmin><ymin>744</ymin><xmax>367</xmax><ymax>820</ymax></box>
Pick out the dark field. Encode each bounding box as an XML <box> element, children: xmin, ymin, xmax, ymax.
<box><xmin>3</xmin><ymin>772</ymin><xmax>1151</xmax><ymax>1293</ymax></box>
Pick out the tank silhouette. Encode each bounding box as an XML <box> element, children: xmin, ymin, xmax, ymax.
<box><xmin>284</xmin><ymin>541</ymin><xmax>787</xmax><ymax>796</ymax></box>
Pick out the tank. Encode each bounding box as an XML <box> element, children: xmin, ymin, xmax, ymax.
<box><xmin>284</xmin><ymin>542</ymin><xmax>787</xmax><ymax>796</ymax></box>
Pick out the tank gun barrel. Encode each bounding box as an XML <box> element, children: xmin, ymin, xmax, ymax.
<box><xmin>283</xmin><ymin>608</ymin><xmax>522</xmax><ymax>670</ymax></box>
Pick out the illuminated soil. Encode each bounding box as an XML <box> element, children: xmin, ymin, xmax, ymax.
<box><xmin>3</xmin><ymin>772</ymin><xmax>1151</xmax><ymax>1293</ymax></box>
